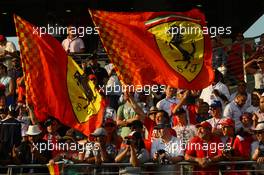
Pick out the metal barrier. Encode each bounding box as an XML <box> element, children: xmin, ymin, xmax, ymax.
<box><xmin>0</xmin><ymin>161</ymin><xmax>263</xmax><ymax>175</ymax></box>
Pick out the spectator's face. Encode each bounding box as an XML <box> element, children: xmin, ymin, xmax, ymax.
<box><xmin>198</xmin><ymin>103</ymin><xmax>209</xmax><ymax>115</ymax></box>
<box><xmin>237</xmin><ymin>83</ymin><xmax>246</xmax><ymax>93</ymax></box>
<box><xmin>259</xmin><ymin>97</ymin><xmax>264</xmax><ymax>112</ymax></box>
<box><xmin>255</xmin><ymin>130</ymin><xmax>264</xmax><ymax>142</ymax></box>
<box><xmin>155</xmin><ymin>112</ymin><xmax>166</xmax><ymax>124</ymax></box>
<box><xmin>165</xmin><ymin>86</ymin><xmax>176</xmax><ymax>98</ymax></box>
<box><xmin>157</xmin><ymin>128</ymin><xmax>169</xmax><ymax>139</ymax></box>
<box><xmin>210</xmin><ymin>107</ymin><xmax>221</xmax><ymax>118</ymax></box>
<box><xmin>28</xmin><ymin>135</ymin><xmax>39</xmax><ymax>143</ymax></box>
<box><xmin>177</xmin><ymin>113</ymin><xmax>186</xmax><ymax>124</ymax></box>
<box><xmin>222</xmin><ymin>126</ymin><xmax>234</xmax><ymax>136</ymax></box>
<box><xmin>95</xmin><ymin>136</ymin><xmax>106</xmax><ymax>144</ymax></box>
<box><xmin>241</xmin><ymin>116</ymin><xmax>252</xmax><ymax>127</ymax></box>
<box><xmin>235</xmin><ymin>95</ymin><xmax>247</xmax><ymax>107</ymax></box>
<box><xmin>197</xmin><ymin>127</ymin><xmax>210</xmax><ymax>139</ymax></box>
<box><xmin>251</xmin><ymin>94</ymin><xmax>260</xmax><ymax>107</ymax></box>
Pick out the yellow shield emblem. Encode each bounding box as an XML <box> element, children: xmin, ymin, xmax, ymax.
<box><xmin>66</xmin><ymin>57</ymin><xmax>102</xmax><ymax>123</ymax></box>
<box><xmin>146</xmin><ymin>19</ymin><xmax>204</xmax><ymax>82</ymax></box>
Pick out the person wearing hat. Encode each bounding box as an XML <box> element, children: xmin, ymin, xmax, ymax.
<box><xmin>206</xmin><ymin>100</ymin><xmax>224</xmax><ymax>136</ymax></box>
<box><xmin>115</xmin><ymin>131</ymin><xmax>149</xmax><ymax>174</ymax></box>
<box><xmin>150</xmin><ymin>122</ymin><xmax>183</xmax><ymax>175</ymax></box>
<box><xmin>251</xmin><ymin>123</ymin><xmax>264</xmax><ymax>165</ymax></box>
<box><xmin>42</xmin><ymin>118</ymin><xmax>61</xmax><ymax>158</ymax></box>
<box><xmin>219</xmin><ymin>117</ymin><xmax>252</xmax><ymax>174</ymax></box>
<box><xmin>185</xmin><ymin>121</ymin><xmax>223</xmax><ymax>174</ymax></box>
<box><xmin>172</xmin><ymin>107</ymin><xmax>196</xmax><ymax>147</ymax></box>
<box><xmin>12</xmin><ymin>125</ymin><xmax>51</xmax><ymax>173</ymax></box>
<box><xmin>104</xmin><ymin>118</ymin><xmax>123</xmax><ymax>151</ymax></box>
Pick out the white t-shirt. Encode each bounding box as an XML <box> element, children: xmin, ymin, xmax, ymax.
<box><xmin>156</xmin><ymin>97</ymin><xmax>179</xmax><ymax>116</ymax></box>
<box><xmin>200</xmin><ymin>81</ymin><xmax>230</xmax><ymax>105</ymax></box>
<box><xmin>62</xmin><ymin>37</ymin><xmax>85</xmax><ymax>53</ymax></box>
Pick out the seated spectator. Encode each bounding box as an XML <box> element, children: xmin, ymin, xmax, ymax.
<box><xmin>115</xmin><ymin>131</ymin><xmax>149</xmax><ymax>174</ymax></box>
<box><xmin>251</xmin><ymin>123</ymin><xmax>264</xmax><ymax>175</ymax></box>
<box><xmin>220</xmin><ymin>118</ymin><xmax>252</xmax><ymax>174</ymax></box>
<box><xmin>151</xmin><ymin>123</ymin><xmax>184</xmax><ymax>175</ymax></box>
<box><xmin>185</xmin><ymin>121</ymin><xmax>223</xmax><ymax>175</ymax></box>
<box><xmin>237</xmin><ymin>112</ymin><xmax>254</xmax><ymax>139</ymax></box>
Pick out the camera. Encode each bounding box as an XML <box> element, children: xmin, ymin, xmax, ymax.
<box><xmin>222</xmin><ymin>148</ymin><xmax>234</xmax><ymax>156</ymax></box>
<box><xmin>124</xmin><ymin>138</ymin><xmax>134</xmax><ymax>145</ymax></box>
<box><xmin>259</xmin><ymin>142</ymin><xmax>264</xmax><ymax>156</ymax></box>
<box><xmin>156</xmin><ymin>149</ymin><xmax>169</xmax><ymax>165</ymax></box>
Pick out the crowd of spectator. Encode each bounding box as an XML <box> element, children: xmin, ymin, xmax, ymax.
<box><xmin>0</xmin><ymin>31</ymin><xmax>264</xmax><ymax>175</ymax></box>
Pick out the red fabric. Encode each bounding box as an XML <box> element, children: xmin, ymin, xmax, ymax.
<box><xmin>227</xmin><ymin>43</ymin><xmax>252</xmax><ymax>81</ymax></box>
<box><xmin>90</xmin><ymin>9</ymin><xmax>214</xmax><ymax>90</ymax></box>
<box><xmin>185</xmin><ymin>136</ymin><xmax>222</xmax><ymax>175</ymax></box>
<box><xmin>14</xmin><ymin>15</ymin><xmax>105</xmax><ymax>136</ymax></box>
<box><xmin>172</xmin><ymin>104</ymin><xmax>198</xmax><ymax>126</ymax></box>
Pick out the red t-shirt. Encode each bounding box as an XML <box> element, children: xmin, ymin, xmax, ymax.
<box><xmin>172</xmin><ymin>104</ymin><xmax>198</xmax><ymax>127</ymax></box>
<box><xmin>185</xmin><ymin>136</ymin><xmax>223</xmax><ymax>175</ymax></box>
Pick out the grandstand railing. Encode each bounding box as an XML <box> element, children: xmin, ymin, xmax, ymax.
<box><xmin>1</xmin><ymin>161</ymin><xmax>263</xmax><ymax>175</ymax></box>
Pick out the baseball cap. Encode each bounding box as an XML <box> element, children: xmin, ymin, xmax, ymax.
<box><xmin>210</xmin><ymin>100</ymin><xmax>222</xmax><ymax>108</ymax></box>
<box><xmin>90</xmin><ymin>127</ymin><xmax>107</xmax><ymax>137</ymax></box>
<box><xmin>196</xmin><ymin>121</ymin><xmax>212</xmax><ymax>130</ymax></box>
<box><xmin>88</xmin><ymin>74</ymin><xmax>96</xmax><ymax>80</ymax></box>
<box><xmin>220</xmin><ymin>118</ymin><xmax>235</xmax><ymax>128</ymax></box>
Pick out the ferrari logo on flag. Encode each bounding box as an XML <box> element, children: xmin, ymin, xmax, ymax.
<box><xmin>67</xmin><ymin>57</ymin><xmax>102</xmax><ymax>123</ymax></box>
<box><xmin>146</xmin><ymin>17</ymin><xmax>204</xmax><ymax>82</ymax></box>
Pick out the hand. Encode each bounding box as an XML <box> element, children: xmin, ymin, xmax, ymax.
<box><xmin>196</xmin><ymin>158</ymin><xmax>209</xmax><ymax>168</ymax></box>
<box><xmin>252</xmin><ymin>114</ymin><xmax>258</xmax><ymax>122</ymax></box>
<box><xmin>49</xmin><ymin>159</ymin><xmax>55</xmax><ymax>165</ymax></box>
<box><xmin>212</xmin><ymin>89</ymin><xmax>220</xmax><ymax>97</ymax></box>
<box><xmin>257</xmin><ymin>157</ymin><xmax>264</xmax><ymax>164</ymax></box>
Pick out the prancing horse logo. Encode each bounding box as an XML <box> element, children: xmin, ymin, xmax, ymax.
<box><xmin>145</xmin><ymin>18</ymin><xmax>204</xmax><ymax>82</ymax></box>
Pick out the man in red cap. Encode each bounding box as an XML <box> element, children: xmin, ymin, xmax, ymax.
<box><xmin>220</xmin><ymin>117</ymin><xmax>252</xmax><ymax>174</ymax></box>
<box><xmin>185</xmin><ymin>121</ymin><xmax>223</xmax><ymax>175</ymax></box>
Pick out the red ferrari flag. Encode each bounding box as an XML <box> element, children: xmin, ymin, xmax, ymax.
<box><xmin>89</xmin><ymin>9</ymin><xmax>213</xmax><ymax>89</ymax></box>
<box><xmin>14</xmin><ymin>15</ymin><xmax>105</xmax><ymax>136</ymax></box>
